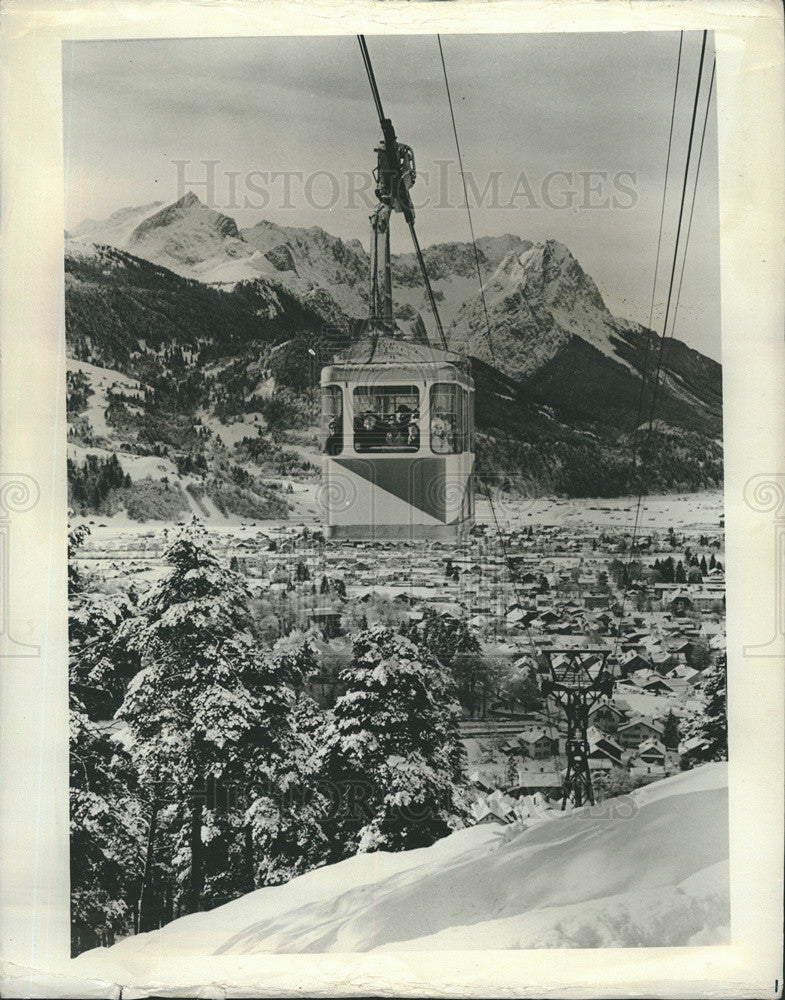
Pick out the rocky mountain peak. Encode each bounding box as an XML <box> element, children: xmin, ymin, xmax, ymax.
<box><xmin>176</xmin><ymin>190</ymin><xmax>201</xmax><ymax>209</ymax></box>
<box><xmin>130</xmin><ymin>192</ymin><xmax>240</xmax><ymax>245</ymax></box>
<box><xmin>496</xmin><ymin>239</ymin><xmax>608</xmax><ymax>316</ymax></box>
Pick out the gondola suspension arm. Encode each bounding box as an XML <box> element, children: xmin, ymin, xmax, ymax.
<box><xmin>357</xmin><ymin>35</ymin><xmax>449</xmax><ymax>351</ymax></box>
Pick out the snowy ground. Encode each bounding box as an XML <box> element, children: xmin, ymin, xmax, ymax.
<box><xmin>73</xmin><ymin>762</ymin><xmax>728</xmax><ymax>979</ymax></box>
<box><xmin>475</xmin><ymin>490</ymin><xmax>724</xmax><ymax>533</ymax></box>
<box><xmin>70</xmin><ymin>486</ymin><xmax>722</xmax><ymax>539</ymax></box>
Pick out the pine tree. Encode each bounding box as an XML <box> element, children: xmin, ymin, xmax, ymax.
<box><xmin>69</xmin><ymin>702</ymin><xmax>145</xmax><ymax>954</ymax></box>
<box><xmin>680</xmin><ymin>657</ymin><xmax>727</xmax><ymax>769</ymax></box>
<box><xmin>245</xmin><ymin>687</ymin><xmax>331</xmax><ymax>888</ymax></box>
<box><xmin>403</xmin><ymin>609</ymin><xmax>480</xmax><ymax>670</ymax></box>
<box><xmin>70</xmin><ymin>585</ymin><xmax>140</xmax><ymax>721</ymax></box>
<box><xmin>662</xmin><ymin>709</ymin><xmax>680</xmax><ymax>750</ymax></box>
<box><xmin>674</xmin><ymin>560</ymin><xmax>686</xmax><ymax>584</ymax></box>
<box><xmin>68</xmin><ymin>524</ymin><xmax>143</xmax><ymax>954</ymax></box>
<box><xmin>117</xmin><ymin>521</ymin><xmax>308</xmax><ymax>915</ymax></box>
<box><xmin>698</xmin><ymin>657</ymin><xmax>728</xmax><ymax>761</ymax></box>
<box><xmin>325</xmin><ymin>625</ymin><xmax>468</xmax><ymax>857</ymax></box>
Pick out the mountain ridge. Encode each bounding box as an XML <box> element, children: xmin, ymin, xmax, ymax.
<box><xmin>64</xmin><ymin>194</ymin><xmax>723</xmax><ymax>508</ymax></box>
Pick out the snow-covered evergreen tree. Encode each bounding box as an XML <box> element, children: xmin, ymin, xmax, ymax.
<box><xmin>679</xmin><ymin>656</ymin><xmax>727</xmax><ymax>768</ymax></box>
<box><xmin>117</xmin><ymin>521</ymin><xmax>309</xmax><ymax>914</ymax></box>
<box><xmin>70</xmin><ymin>590</ymin><xmax>140</xmax><ymax>720</ymax></box>
<box><xmin>245</xmin><ymin>688</ymin><xmax>332</xmax><ymax>887</ymax></box>
<box><xmin>68</xmin><ymin>524</ymin><xmax>144</xmax><ymax>954</ymax></box>
<box><xmin>661</xmin><ymin>709</ymin><xmax>681</xmax><ymax>750</ymax></box>
<box><xmin>69</xmin><ymin>703</ymin><xmax>145</xmax><ymax>954</ymax></box>
<box><xmin>325</xmin><ymin>625</ymin><xmax>468</xmax><ymax>856</ymax></box>
<box><xmin>696</xmin><ymin>656</ymin><xmax>727</xmax><ymax>761</ymax></box>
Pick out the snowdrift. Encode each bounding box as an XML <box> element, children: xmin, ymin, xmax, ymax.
<box><xmin>75</xmin><ymin>763</ymin><xmax>728</xmax><ymax>974</ymax></box>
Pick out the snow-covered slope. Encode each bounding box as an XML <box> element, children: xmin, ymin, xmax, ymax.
<box><xmin>241</xmin><ymin>219</ymin><xmax>369</xmax><ymax>319</ymax></box>
<box><xmin>67</xmin><ymin>201</ymin><xmax>164</xmax><ymax>247</ymax></box>
<box><xmin>74</xmin><ymin>763</ymin><xmax>728</xmax><ymax>977</ymax></box>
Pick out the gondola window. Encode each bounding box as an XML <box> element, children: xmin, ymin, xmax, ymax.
<box><xmin>430</xmin><ymin>383</ymin><xmax>462</xmax><ymax>454</ymax></box>
<box><xmin>353</xmin><ymin>384</ymin><xmax>420</xmax><ymax>452</ymax></box>
<box><xmin>322</xmin><ymin>385</ymin><xmax>343</xmax><ymax>455</ymax></box>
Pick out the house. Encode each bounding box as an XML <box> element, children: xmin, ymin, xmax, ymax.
<box><xmin>679</xmin><ymin>734</ymin><xmax>707</xmax><ymax>760</ymax></box>
<box><xmin>467</xmin><ymin>770</ymin><xmax>495</xmax><ymax>792</ymax></box>
<box><xmin>620</xmin><ymin>652</ymin><xmax>654</xmax><ymax>676</ymax></box>
<box><xmin>640</xmin><ymin>676</ymin><xmax>674</xmax><ymax>695</ymax></box>
<box><xmin>510</xmin><ymin>767</ymin><xmax>563</xmax><ymax>799</ymax></box>
<box><xmin>661</xmin><ymin>677</ymin><xmax>690</xmax><ymax>697</ymax></box>
<box><xmin>470</xmin><ymin>788</ymin><xmax>518</xmax><ymax>825</ymax></box>
<box><xmin>617</xmin><ymin>675</ymin><xmax>646</xmax><ymax>692</ymax></box>
<box><xmin>518</xmin><ymin>728</ymin><xmax>559</xmax><ymax>759</ymax></box>
<box><xmin>637</xmin><ymin>738</ymin><xmax>666</xmax><ymax>767</ymax></box>
<box><xmin>307</xmin><ymin>606</ymin><xmax>341</xmax><ymax>638</ymax></box>
<box><xmin>617</xmin><ymin>716</ymin><xmax>665</xmax><ymax>748</ymax></box>
<box><xmin>588</xmin><ymin>700</ymin><xmax>629</xmax><ymax>734</ymax></box>
<box><xmin>587</xmin><ymin>727</ymin><xmax>625</xmax><ymax>767</ymax></box>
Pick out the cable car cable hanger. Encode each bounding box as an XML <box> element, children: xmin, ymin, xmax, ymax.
<box><xmin>357</xmin><ymin>35</ymin><xmax>449</xmax><ymax>354</ymax></box>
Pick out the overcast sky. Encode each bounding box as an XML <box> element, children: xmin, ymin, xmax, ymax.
<box><xmin>63</xmin><ymin>31</ymin><xmax>720</xmax><ymax>360</ymax></box>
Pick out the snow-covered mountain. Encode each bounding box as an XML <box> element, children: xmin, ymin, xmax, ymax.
<box><xmin>241</xmin><ymin>218</ymin><xmax>369</xmax><ymax>320</ymax></box>
<box><xmin>448</xmin><ymin>238</ymin><xmax>721</xmax><ymax>434</ymax></box>
<box><xmin>67</xmin><ymin>200</ymin><xmax>165</xmax><ymax>248</ymax></box>
<box><xmin>68</xmin><ymin>192</ymin><xmax>370</xmax><ymax>322</ymax></box>
<box><xmin>451</xmin><ymin>239</ymin><xmax>618</xmax><ymax>375</ymax></box>
<box><xmin>69</xmin><ymin>194</ymin><xmax>529</xmax><ymax>331</ymax></box>
<box><xmin>68</xmin><ymin>196</ymin><xmax>721</xmax><ymax>436</ymax></box>
<box><xmin>73</xmin><ymin>763</ymin><xmax>727</xmax><ymax>974</ymax></box>
<box><xmin>391</xmin><ymin>235</ymin><xmax>533</xmax><ymax>331</ymax></box>
<box><xmin>65</xmin><ymin>194</ymin><xmax>723</xmax><ymax>500</ymax></box>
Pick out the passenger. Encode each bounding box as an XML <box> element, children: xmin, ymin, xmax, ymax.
<box><xmin>385</xmin><ymin>403</ymin><xmax>412</xmax><ymax>448</ymax></box>
<box><xmin>406</xmin><ymin>421</ymin><xmax>420</xmax><ymax>450</ymax></box>
<box><xmin>324</xmin><ymin>417</ymin><xmax>343</xmax><ymax>455</ymax></box>
<box><xmin>356</xmin><ymin>411</ymin><xmax>386</xmax><ymax>451</ymax></box>
<box><xmin>431</xmin><ymin>413</ymin><xmax>455</xmax><ymax>454</ymax></box>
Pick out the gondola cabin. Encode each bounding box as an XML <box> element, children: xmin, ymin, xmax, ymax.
<box><xmin>320</xmin><ymin>339</ymin><xmax>474</xmax><ymax>540</ymax></box>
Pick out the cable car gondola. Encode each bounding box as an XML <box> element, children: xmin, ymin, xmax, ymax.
<box><xmin>319</xmin><ymin>37</ymin><xmax>475</xmax><ymax>541</ymax></box>
<box><xmin>320</xmin><ymin>337</ymin><xmax>474</xmax><ymax>540</ymax></box>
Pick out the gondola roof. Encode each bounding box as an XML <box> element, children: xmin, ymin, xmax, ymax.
<box><xmin>323</xmin><ymin>337</ymin><xmax>472</xmax><ymax>385</ymax></box>
<box><xmin>332</xmin><ymin>335</ymin><xmax>466</xmax><ymax>366</ymax></box>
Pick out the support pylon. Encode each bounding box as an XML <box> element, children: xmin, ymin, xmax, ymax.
<box><xmin>540</xmin><ymin>648</ymin><xmax>614</xmax><ymax>809</ymax></box>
